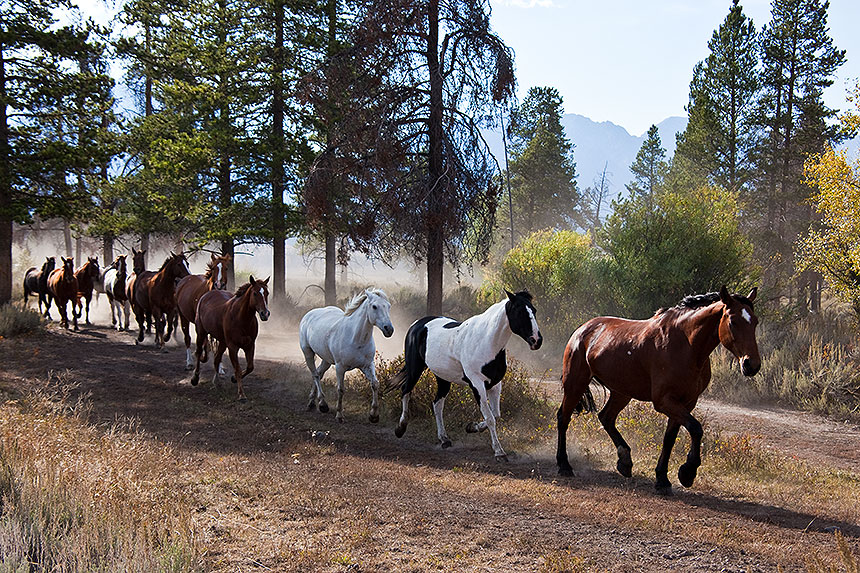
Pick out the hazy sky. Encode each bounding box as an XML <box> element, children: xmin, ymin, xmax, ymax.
<box><xmin>488</xmin><ymin>0</ymin><xmax>860</xmax><ymax>136</ymax></box>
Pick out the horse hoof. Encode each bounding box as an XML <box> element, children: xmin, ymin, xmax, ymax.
<box><xmin>440</xmin><ymin>439</ymin><xmax>452</xmax><ymax>449</ymax></box>
<box><xmin>616</xmin><ymin>459</ymin><xmax>633</xmax><ymax>478</ymax></box>
<box><xmin>678</xmin><ymin>463</ymin><xmax>698</xmax><ymax>488</ymax></box>
<box><xmin>336</xmin><ymin>416</ymin><xmax>344</xmax><ymax>424</ymax></box>
<box><xmin>465</xmin><ymin>422</ymin><xmax>480</xmax><ymax>433</ymax></box>
<box><xmin>369</xmin><ymin>413</ymin><xmax>380</xmax><ymax>424</ymax></box>
<box><xmin>495</xmin><ymin>454</ymin><xmax>509</xmax><ymax>463</ymax></box>
<box><xmin>655</xmin><ymin>484</ymin><xmax>674</xmax><ymax>496</ymax></box>
<box><xmin>185</xmin><ymin>364</ymin><xmax>193</xmax><ymax>371</ymax></box>
<box><xmin>239</xmin><ymin>397</ymin><xmax>248</xmax><ymax>404</ymax></box>
<box><xmin>191</xmin><ymin>376</ymin><xmax>199</xmax><ymax>386</ymax></box>
<box><xmin>394</xmin><ymin>425</ymin><xmax>406</xmax><ymax>438</ymax></box>
<box><xmin>318</xmin><ymin>403</ymin><xmax>329</xmax><ymax>413</ymax></box>
<box><xmin>558</xmin><ymin>466</ymin><xmax>574</xmax><ymax>477</ymax></box>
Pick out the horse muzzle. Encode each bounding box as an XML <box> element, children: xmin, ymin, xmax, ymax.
<box><xmin>528</xmin><ymin>334</ymin><xmax>543</xmax><ymax>350</ymax></box>
<box><xmin>741</xmin><ymin>356</ymin><xmax>760</xmax><ymax>376</ymax></box>
<box><xmin>259</xmin><ymin>309</ymin><xmax>270</xmax><ymax>322</ymax></box>
<box><xmin>381</xmin><ymin>324</ymin><xmax>394</xmax><ymax>338</ymax></box>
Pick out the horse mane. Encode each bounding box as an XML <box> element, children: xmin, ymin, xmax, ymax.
<box><xmin>204</xmin><ymin>258</ymin><xmax>218</xmax><ymax>280</ymax></box>
<box><xmin>655</xmin><ymin>291</ymin><xmax>754</xmax><ymax>318</ymax></box>
<box><xmin>234</xmin><ymin>281</ymin><xmax>260</xmax><ymax>298</ymax></box>
<box><xmin>157</xmin><ymin>254</ymin><xmax>180</xmax><ymax>271</ymax></box>
<box><xmin>343</xmin><ymin>288</ymin><xmax>388</xmax><ymax>316</ymax></box>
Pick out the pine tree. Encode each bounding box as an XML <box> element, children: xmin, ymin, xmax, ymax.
<box><xmin>626</xmin><ymin>125</ymin><xmax>668</xmax><ymax>199</ymax></box>
<box><xmin>674</xmin><ymin>0</ymin><xmax>759</xmax><ymax>192</ymax></box>
<box><xmin>750</xmin><ymin>0</ymin><xmax>845</xmax><ymax>306</ymax></box>
<box><xmin>506</xmin><ymin>86</ymin><xmax>579</xmax><ymax>239</ymax></box>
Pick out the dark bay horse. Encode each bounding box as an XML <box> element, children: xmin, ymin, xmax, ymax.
<box><xmin>47</xmin><ymin>257</ymin><xmax>79</xmax><ymax>331</ymax></box>
<box><xmin>74</xmin><ymin>257</ymin><xmax>100</xmax><ymax>325</ymax></box>
<box><xmin>132</xmin><ymin>252</ymin><xmax>190</xmax><ymax>347</ymax></box>
<box><xmin>126</xmin><ymin>248</ymin><xmax>150</xmax><ymax>334</ymax></box>
<box><xmin>175</xmin><ymin>253</ymin><xmax>231</xmax><ymax>369</ymax></box>
<box><xmin>190</xmin><ymin>276</ymin><xmax>270</xmax><ymax>401</ymax></box>
<box><xmin>23</xmin><ymin>257</ymin><xmax>55</xmax><ymax>318</ymax></box>
<box><xmin>556</xmin><ymin>286</ymin><xmax>761</xmax><ymax>495</ymax></box>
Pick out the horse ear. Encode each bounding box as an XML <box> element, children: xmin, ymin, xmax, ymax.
<box><xmin>132</xmin><ymin>247</ymin><xmax>138</xmax><ymax>255</ymax></box>
<box><xmin>747</xmin><ymin>287</ymin><xmax>757</xmax><ymax>302</ymax></box>
<box><xmin>249</xmin><ymin>274</ymin><xmax>255</xmax><ymax>284</ymax></box>
<box><xmin>719</xmin><ymin>285</ymin><xmax>731</xmax><ymax>305</ymax></box>
<box><xmin>504</xmin><ymin>289</ymin><xmax>515</xmax><ymax>301</ymax></box>
<box><xmin>263</xmin><ymin>276</ymin><xmax>270</xmax><ymax>285</ymax></box>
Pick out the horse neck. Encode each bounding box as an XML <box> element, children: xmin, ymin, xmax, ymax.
<box><xmin>235</xmin><ymin>287</ymin><xmax>259</xmax><ymax>322</ymax></box>
<box><xmin>680</xmin><ymin>303</ymin><xmax>723</xmax><ymax>356</ymax></box>
<box><xmin>474</xmin><ymin>300</ymin><xmax>512</xmax><ymax>354</ymax></box>
<box><xmin>343</xmin><ymin>300</ymin><xmax>374</xmax><ymax>344</ymax></box>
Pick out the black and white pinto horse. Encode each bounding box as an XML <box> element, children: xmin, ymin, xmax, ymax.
<box><xmin>392</xmin><ymin>290</ymin><xmax>542</xmax><ymax>461</ymax></box>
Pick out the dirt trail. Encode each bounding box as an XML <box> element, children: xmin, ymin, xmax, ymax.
<box><xmin>1</xmin><ymin>323</ymin><xmax>858</xmax><ymax>572</ymax></box>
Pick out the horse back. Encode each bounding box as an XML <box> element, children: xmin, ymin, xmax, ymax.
<box><xmin>133</xmin><ymin>270</ymin><xmax>155</xmax><ymax>309</ymax></box>
<box><xmin>175</xmin><ymin>275</ymin><xmax>208</xmax><ymax>323</ymax></box>
<box><xmin>196</xmin><ymin>289</ymin><xmax>232</xmax><ymax>341</ymax></box>
<box><xmin>299</xmin><ymin>306</ymin><xmax>346</xmax><ymax>353</ymax></box>
<box><xmin>23</xmin><ymin>268</ymin><xmax>38</xmax><ymax>293</ymax></box>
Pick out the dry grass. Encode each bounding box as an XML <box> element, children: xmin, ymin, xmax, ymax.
<box><xmin>0</xmin><ymin>371</ymin><xmax>199</xmax><ymax>572</ymax></box>
<box><xmin>0</xmin><ymin>302</ymin><xmax>42</xmax><ymax>338</ymax></box>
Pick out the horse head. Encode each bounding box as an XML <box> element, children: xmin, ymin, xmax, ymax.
<box><xmin>166</xmin><ymin>251</ymin><xmax>191</xmax><ymax>281</ymax></box>
<box><xmin>115</xmin><ymin>254</ymin><xmax>127</xmax><ymax>276</ymax></box>
<box><xmin>717</xmin><ymin>286</ymin><xmax>761</xmax><ymax>377</ymax></box>
<box><xmin>246</xmin><ymin>275</ymin><xmax>270</xmax><ymax>321</ymax></box>
<box><xmin>86</xmin><ymin>256</ymin><xmax>100</xmax><ymax>278</ymax></box>
<box><xmin>207</xmin><ymin>253</ymin><xmax>230</xmax><ymax>289</ymax></box>
<box><xmin>42</xmin><ymin>256</ymin><xmax>56</xmax><ymax>275</ymax></box>
<box><xmin>60</xmin><ymin>256</ymin><xmax>75</xmax><ymax>278</ymax></box>
<box><xmin>365</xmin><ymin>288</ymin><xmax>394</xmax><ymax>338</ymax></box>
<box><xmin>131</xmin><ymin>248</ymin><xmax>146</xmax><ymax>274</ymax></box>
<box><xmin>505</xmin><ymin>289</ymin><xmax>542</xmax><ymax>350</ymax></box>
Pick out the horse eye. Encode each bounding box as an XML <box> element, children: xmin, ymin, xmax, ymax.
<box><xmin>372</xmin><ymin>304</ymin><xmax>378</xmax><ymax>310</ymax></box>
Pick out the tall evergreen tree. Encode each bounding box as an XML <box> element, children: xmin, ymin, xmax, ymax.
<box><xmin>626</xmin><ymin>125</ymin><xmax>668</xmax><ymax>200</ymax></box>
<box><xmin>506</xmin><ymin>86</ymin><xmax>579</xmax><ymax>239</ymax></box>
<box><xmin>0</xmin><ymin>0</ymin><xmax>108</xmax><ymax>303</ymax></box>
<box><xmin>674</xmin><ymin>0</ymin><xmax>759</xmax><ymax>192</ymax></box>
<box><xmin>750</xmin><ymin>0</ymin><xmax>844</xmax><ymax>306</ymax></box>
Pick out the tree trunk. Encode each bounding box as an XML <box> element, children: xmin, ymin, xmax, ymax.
<box><xmin>325</xmin><ymin>232</ymin><xmax>336</xmax><ymax>305</ymax></box>
<box><xmin>141</xmin><ymin>232</ymin><xmax>150</xmax><ymax>268</ymax></box>
<box><xmin>426</xmin><ymin>0</ymin><xmax>444</xmax><ymax>315</ymax></box>
<box><xmin>271</xmin><ymin>0</ymin><xmax>287</xmax><ymax>302</ymax></box>
<box><xmin>103</xmin><ymin>234</ymin><xmax>113</xmax><ymax>266</ymax></box>
<box><xmin>75</xmin><ymin>234</ymin><xmax>81</xmax><ymax>263</ymax></box>
<box><xmin>0</xmin><ymin>44</ymin><xmax>12</xmax><ymax>304</ymax></box>
<box><xmin>64</xmin><ymin>220</ymin><xmax>73</xmax><ymax>258</ymax></box>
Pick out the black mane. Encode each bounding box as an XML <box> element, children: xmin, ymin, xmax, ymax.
<box><xmin>672</xmin><ymin>291</ymin><xmax>754</xmax><ymax>311</ymax></box>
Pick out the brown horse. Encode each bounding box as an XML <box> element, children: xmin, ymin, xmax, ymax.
<box><xmin>190</xmin><ymin>276</ymin><xmax>270</xmax><ymax>401</ymax></box>
<box><xmin>74</xmin><ymin>257</ymin><xmax>100</xmax><ymax>325</ymax></box>
<box><xmin>175</xmin><ymin>253</ymin><xmax>231</xmax><ymax>369</ymax></box>
<box><xmin>132</xmin><ymin>252</ymin><xmax>190</xmax><ymax>347</ymax></box>
<box><xmin>23</xmin><ymin>256</ymin><xmax>55</xmax><ymax>318</ymax></box>
<box><xmin>556</xmin><ymin>286</ymin><xmax>761</xmax><ymax>495</ymax></box>
<box><xmin>126</xmin><ymin>248</ymin><xmax>150</xmax><ymax>334</ymax></box>
<box><xmin>47</xmin><ymin>257</ymin><xmax>79</xmax><ymax>331</ymax></box>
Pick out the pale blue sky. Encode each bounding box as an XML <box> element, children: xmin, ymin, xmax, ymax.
<box><xmin>488</xmin><ymin>0</ymin><xmax>860</xmax><ymax>136</ymax></box>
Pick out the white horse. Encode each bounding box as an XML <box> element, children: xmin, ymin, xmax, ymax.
<box><xmin>103</xmin><ymin>255</ymin><xmax>131</xmax><ymax>331</ymax></box>
<box><xmin>299</xmin><ymin>288</ymin><xmax>394</xmax><ymax>423</ymax></box>
<box><xmin>391</xmin><ymin>290</ymin><xmax>542</xmax><ymax>461</ymax></box>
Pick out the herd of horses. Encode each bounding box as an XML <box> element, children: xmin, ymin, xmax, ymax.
<box><xmin>22</xmin><ymin>252</ymin><xmax>762</xmax><ymax>495</ymax></box>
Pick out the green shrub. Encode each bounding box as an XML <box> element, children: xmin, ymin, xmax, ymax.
<box><xmin>0</xmin><ymin>302</ymin><xmax>42</xmax><ymax>338</ymax></box>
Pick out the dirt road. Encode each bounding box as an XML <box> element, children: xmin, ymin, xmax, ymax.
<box><xmin>1</xmin><ymin>321</ymin><xmax>858</xmax><ymax>572</ymax></box>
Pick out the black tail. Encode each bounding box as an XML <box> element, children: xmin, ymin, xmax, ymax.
<box><xmin>575</xmin><ymin>387</ymin><xmax>597</xmax><ymax>413</ymax></box>
<box><xmin>381</xmin><ymin>366</ymin><xmax>408</xmax><ymax>396</ymax></box>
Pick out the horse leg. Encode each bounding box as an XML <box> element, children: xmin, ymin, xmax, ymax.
<box><xmin>334</xmin><ymin>364</ymin><xmax>347</xmax><ymax>423</ymax></box>
<box><xmin>122</xmin><ymin>300</ymin><xmax>130</xmax><ymax>332</ymax></box>
<box><xmin>655</xmin><ymin>398</ymin><xmax>704</xmax><ymax>490</ymax></box>
<box><xmin>152</xmin><ymin>306</ymin><xmax>165</xmax><ymax>349</ymax></box>
<box><xmin>598</xmin><ymin>392</ymin><xmax>634</xmax><ymax>478</ymax></box>
<box><xmin>227</xmin><ymin>344</ymin><xmax>246</xmax><ymax>402</ymax></box>
<box><xmin>72</xmin><ymin>298</ymin><xmax>78</xmax><ymax>331</ymax></box>
<box><xmin>107</xmin><ymin>293</ymin><xmax>116</xmax><ymax>327</ymax></box>
<box><xmin>57</xmin><ymin>299</ymin><xmax>68</xmax><ymax>329</ymax></box>
<box><xmin>301</xmin><ymin>345</ymin><xmax>330</xmax><ymax>413</ymax></box>
<box><xmin>360</xmin><ymin>363</ymin><xmax>381</xmax><ymax>424</ymax></box>
<box><xmin>134</xmin><ymin>303</ymin><xmax>145</xmax><ymax>344</ymax></box>
<box><xmin>556</xmin><ymin>349</ymin><xmax>593</xmax><ymax>476</ymax></box>
<box><xmin>655</xmin><ymin>419</ymin><xmax>682</xmax><ymax>495</ymax></box>
<box><xmin>431</xmin><ymin>376</ymin><xmax>453</xmax><ymax>448</ymax></box>
<box><xmin>44</xmin><ymin>293</ymin><xmax>53</xmax><ymax>319</ymax></box>
<box><xmin>211</xmin><ymin>340</ymin><xmax>227</xmax><ymax>389</ymax></box>
<box><xmin>182</xmin><ymin>316</ymin><xmax>194</xmax><ymax>370</ymax></box>
<box><xmin>85</xmin><ymin>295</ymin><xmax>91</xmax><ymax>325</ymax></box>
<box><xmin>465</xmin><ymin>372</ymin><xmax>506</xmax><ymax>461</ymax></box>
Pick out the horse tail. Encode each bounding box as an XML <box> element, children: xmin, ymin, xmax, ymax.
<box><xmin>575</xmin><ymin>386</ymin><xmax>597</xmax><ymax>413</ymax></box>
<box><xmin>381</xmin><ymin>366</ymin><xmax>407</xmax><ymax>396</ymax></box>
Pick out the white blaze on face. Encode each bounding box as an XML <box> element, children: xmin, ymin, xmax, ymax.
<box><xmin>217</xmin><ymin>262</ymin><xmax>223</xmax><ymax>285</ymax></box>
<box><xmin>527</xmin><ymin>306</ymin><xmax>539</xmax><ymax>339</ymax></box>
<box><xmin>182</xmin><ymin>259</ymin><xmax>191</xmax><ymax>275</ymax></box>
<box><xmin>741</xmin><ymin>308</ymin><xmax>752</xmax><ymax>323</ymax></box>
